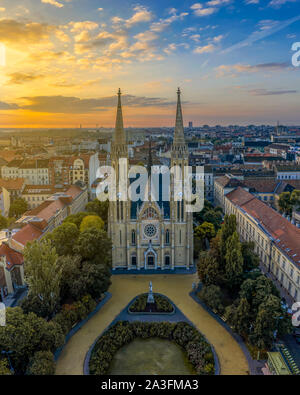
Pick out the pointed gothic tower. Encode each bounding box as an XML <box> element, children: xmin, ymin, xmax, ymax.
<box><xmin>110</xmin><ymin>89</ymin><xmax>129</xmax><ymax>269</ymax></box>
<box><xmin>172</xmin><ymin>88</ymin><xmax>188</xmax><ymax>159</ymax></box>
<box><xmin>170</xmin><ymin>88</ymin><xmax>193</xmax><ymax>269</ymax></box>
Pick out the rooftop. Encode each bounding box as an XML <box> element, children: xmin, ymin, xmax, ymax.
<box><xmin>0</xmin><ymin>243</ymin><xmax>23</xmax><ymax>270</ymax></box>
<box><xmin>226</xmin><ymin>187</ymin><xmax>300</xmax><ymax>267</ymax></box>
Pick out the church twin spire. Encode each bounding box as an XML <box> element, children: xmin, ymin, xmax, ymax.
<box><xmin>114</xmin><ymin>88</ymin><xmax>126</xmax><ymax>144</ymax></box>
<box><xmin>112</xmin><ymin>87</ymin><xmax>187</xmax><ymax>157</ymax></box>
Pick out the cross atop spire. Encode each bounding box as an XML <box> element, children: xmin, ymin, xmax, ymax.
<box><xmin>114</xmin><ymin>88</ymin><xmax>126</xmax><ymax>144</ymax></box>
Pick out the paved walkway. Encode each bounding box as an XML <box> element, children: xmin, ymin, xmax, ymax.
<box><xmin>55</xmin><ymin>274</ymin><xmax>250</xmax><ymax>375</ymax></box>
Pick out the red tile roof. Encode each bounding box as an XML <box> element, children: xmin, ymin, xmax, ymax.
<box><xmin>226</xmin><ymin>187</ymin><xmax>300</xmax><ymax>266</ymax></box>
<box><xmin>0</xmin><ymin>178</ymin><xmax>26</xmax><ymax>191</ymax></box>
<box><xmin>215</xmin><ymin>175</ymin><xmax>245</xmax><ymax>188</ymax></box>
<box><xmin>12</xmin><ymin>224</ymin><xmax>43</xmax><ymax>247</ymax></box>
<box><xmin>0</xmin><ymin>243</ymin><xmax>23</xmax><ymax>270</ymax></box>
<box><xmin>244</xmin><ymin>178</ymin><xmax>279</xmax><ymax>193</ymax></box>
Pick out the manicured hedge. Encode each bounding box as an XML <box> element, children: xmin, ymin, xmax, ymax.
<box><xmin>129</xmin><ymin>294</ymin><xmax>174</xmax><ymax>313</ymax></box>
<box><xmin>52</xmin><ymin>294</ymin><xmax>97</xmax><ymax>335</ymax></box>
<box><xmin>89</xmin><ymin>321</ymin><xmax>215</xmax><ymax>375</ymax></box>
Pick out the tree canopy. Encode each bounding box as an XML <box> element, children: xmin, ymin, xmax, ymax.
<box><xmin>79</xmin><ymin>215</ymin><xmax>104</xmax><ymax>233</ymax></box>
<box><xmin>24</xmin><ymin>240</ymin><xmax>62</xmax><ymax>317</ymax></box>
<box><xmin>9</xmin><ymin>198</ymin><xmax>28</xmax><ymax>218</ymax></box>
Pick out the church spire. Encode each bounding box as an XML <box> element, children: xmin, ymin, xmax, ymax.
<box><xmin>172</xmin><ymin>88</ymin><xmax>187</xmax><ymax>157</ymax></box>
<box><xmin>174</xmin><ymin>88</ymin><xmax>185</xmax><ymax>145</ymax></box>
<box><xmin>114</xmin><ymin>88</ymin><xmax>126</xmax><ymax>144</ymax></box>
<box><xmin>112</xmin><ymin>88</ymin><xmax>128</xmax><ymax>158</ymax></box>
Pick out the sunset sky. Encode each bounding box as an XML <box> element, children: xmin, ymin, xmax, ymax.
<box><xmin>0</xmin><ymin>0</ymin><xmax>299</xmax><ymax>127</ymax></box>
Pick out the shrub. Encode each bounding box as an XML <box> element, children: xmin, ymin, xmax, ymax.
<box><xmin>26</xmin><ymin>351</ymin><xmax>55</xmax><ymax>375</ymax></box>
<box><xmin>52</xmin><ymin>294</ymin><xmax>97</xmax><ymax>335</ymax></box>
<box><xmin>89</xmin><ymin>321</ymin><xmax>214</xmax><ymax>375</ymax></box>
<box><xmin>129</xmin><ymin>294</ymin><xmax>174</xmax><ymax>313</ymax></box>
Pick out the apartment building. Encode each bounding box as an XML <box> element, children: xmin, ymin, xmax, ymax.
<box><xmin>0</xmin><ymin>243</ymin><xmax>25</xmax><ymax>302</ymax></box>
<box><xmin>275</xmin><ymin>164</ymin><xmax>300</xmax><ymax>181</ymax></box>
<box><xmin>2</xmin><ymin>159</ymin><xmax>50</xmax><ymax>185</ymax></box>
<box><xmin>214</xmin><ymin>175</ymin><xmax>246</xmax><ymax>209</ymax></box>
<box><xmin>0</xmin><ymin>178</ymin><xmax>26</xmax><ymax>201</ymax></box>
<box><xmin>22</xmin><ymin>184</ymin><xmax>70</xmax><ymax>209</ymax></box>
<box><xmin>12</xmin><ymin>184</ymin><xmax>88</xmax><ymax>251</ymax></box>
<box><xmin>225</xmin><ymin>187</ymin><xmax>300</xmax><ymax>304</ymax></box>
<box><xmin>68</xmin><ymin>153</ymin><xmax>99</xmax><ymax>191</ymax></box>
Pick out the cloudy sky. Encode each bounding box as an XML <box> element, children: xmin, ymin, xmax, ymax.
<box><xmin>0</xmin><ymin>0</ymin><xmax>299</xmax><ymax>127</ymax></box>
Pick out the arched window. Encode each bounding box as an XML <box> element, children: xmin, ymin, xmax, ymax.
<box><xmin>131</xmin><ymin>255</ymin><xmax>137</xmax><ymax>267</ymax></box>
<box><xmin>131</xmin><ymin>230</ymin><xmax>136</xmax><ymax>245</ymax></box>
<box><xmin>165</xmin><ymin>256</ymin><xmax>170</xmax><ymax>267</ymax></box>
<box><xmin>165</xmin><ymin>229</ymin><xmax>170</xmax><ymax>244</ymax></box>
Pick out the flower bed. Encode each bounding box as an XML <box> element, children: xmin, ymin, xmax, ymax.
<box><xmin>89</xmin><ymin>321</ymin><xmax>215</xmax><ymax>375</ymax></box>
<box><xmin>128</xmin><ymin>293</ymin><xmax>174</xmax><ymax>313</ymax></box>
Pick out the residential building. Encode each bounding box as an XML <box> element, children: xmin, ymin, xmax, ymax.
<box><xmin>2</xmin><ymin>159</ymin><xmax>50</xmax><ymax>185</ymax></box>
<box><xmin>0</xmin><ymin>178</ymin><xmax>26</xmax><ymax>201</ymax></box>
<box><xmin>225</xmin><ymin>187</ymin><xmax>300</xmax><ymax>305</ymax></box>
<box><xmin>12</xmin><ymin>184</ymin><xmax>88</xmax><ymax>250</ymax></box>
<box><xmin>0</xmin><ymin>243</ymin><xmax>25</xmax><ymax>301</ymax></box>
<box><xmin>275</xmin><ymin>164</ymin><xmax>300</xmax><ymax>180</ymax></box>
<box><xmin>214</xmin><ymin>175</ymin><xmax>246</xmax><ymax>209</ymax></box>
<box><xmin>22</xmin><ymin>184</ymin><xmax>70</xmax><ymax>209</ymax></box>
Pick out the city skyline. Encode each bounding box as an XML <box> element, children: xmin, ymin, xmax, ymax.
<box><xmin>0</xmin><ymin>0</ymin><xmax>299</xmax><ymax>127</ymax></box>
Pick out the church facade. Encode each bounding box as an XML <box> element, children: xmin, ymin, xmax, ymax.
<box><xmin>108</xmin><ymin>89</ymin><xmax>194</xmax><ymax>271</ymax></box>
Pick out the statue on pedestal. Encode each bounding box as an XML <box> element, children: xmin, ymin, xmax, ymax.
<box><xmin>147</xmin><ymin>281</ymin><xmax>155</xmax><ymax>304</ymax></box>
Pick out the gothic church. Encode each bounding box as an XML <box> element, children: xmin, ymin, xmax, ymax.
<box><xmin>109</xmin><ymin>89</ymin><xmax>193</xmax><ymax>271</ymax></box>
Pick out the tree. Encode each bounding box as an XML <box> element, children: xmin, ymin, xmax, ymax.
<box><xmin>80</xmin><ymin>215</ymin><xmax>104</xmax><ymax>233</ymax></box>
<box><xmin>24</xmin><ymin>240</ymin><xmax>62</xmax><ymax>317</ymax></box>
<box><xmin>279</xmin><ymin>190</ymin><xmax>300</xmax><ymax>215</ymax></box>
<box><xmin>45</xmin><ymin>222</ymin><xmax>79</xmax><ymax>256</ymax></box>
<box><xmin>86</xmin><ymin>199</ymin><xmax>109</xmax><ymax>226</ymax></box>
<box><xmin>225</xmin><ymin>298</ymin><xmax>252</xmax><ymax>338</ymax></box>
<box><xmin>197</xmin><ymin>252</ymin><xmax>221</xmax><ymax>286</ymax></box>
<box><xmin>0</xmin><ymin>359</ymin><xmax>12</xmax><ymax>375</ymax></box>
<box><xmin>203</xmin><ymin>210</ymin><xmax>223</xmax><ymax>230</ymax></box>
<box><xmin>26</xmin><ymin>351</ymin><xmax>55</xmax><ymax>375</ymax></box>
<box><xmin>220</xmin><ymin>214</ymin><xmax>236</xmax><ymax>264</ymax></box>
<box><xmin>199</xmin><ymin>285</ymin><xmax>224</xmax><ymax>314</ymax></box>
<box><xmin>241</xmin><ymin>242</ymin><xmax>260</xmax><ymax>272</ymax></box>
<box><xmin>195</xmin><ymin>222</ymin><xmax>215</xmax><ymax>251</ymax></box>
<box><xmin>74</xmin><ymin>227</ymin><xmax>112</xmax><ymax>264</ymax></box>
<box><xmin>0</xmin><ymin>307</ymin><xmax>64</xmax><ymax>374</ymax></box>
<box><xmin>63</xmin><ymin>212</ymin><xmax>94</xmax><ymax>229</ymax></box>
<box><xmin>250</xmin><ymin>295</ymin><xmax>291</xmax><ymax>350</ymax></box>
<box><xmin>291</xmin><ymin>190</ymin><xmax>300</xmax><ymax>211</ymax></box>
<box><xmin>9</xmin><ymin>198</ymin><xmax>28</xmax><ymax>218</ymax></box>
<box><xmin>240</xmin><ymin>275</ymin><xmax>279</xmax><ymax>314</ymax></box>
<box><xmin>0</xmin><ymin>215</ymin><xmax>7</xmax><ymax>230</ymax></box>
<box><xmin>278</xmin><ymin>191</ymin><xmax>292</xmax><ymax>215</ymax></box>
<box><xmin>58</xmin><ymin>227</ymin><xmax>112</xmax><ymax>301</ymax></box>
<box><xmin>225</xmin><ymin>231</ymin><xmax>243</xmax><ymax>290</ymax></box>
